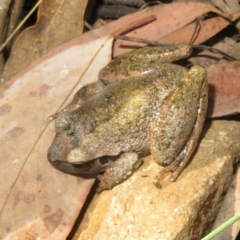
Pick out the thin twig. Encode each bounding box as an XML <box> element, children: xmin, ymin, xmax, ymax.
<box><xmin>192</xmin><ymin>45</ymin><xmax>237</xmax><ymax>61</ymax></box>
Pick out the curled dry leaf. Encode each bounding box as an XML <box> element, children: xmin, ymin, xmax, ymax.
<box><xmin>159</xmin><ymin>10</ymin><xmax>240</xmax><ymax>45</ymax></box>
<box><xmin>112</xmin><ymin>2</ymin><xmax>231</xmax><ymax>56</ymax></box>
<box><xmin>3</xmin><ymin>0</ymin><xmax>88</xmax><ymax>81</ymax></box>
<box><xmin>0</xmin><ymin>0</ymin><xmax>25</xmax><ymax>75</ymax></box>
<box><xmin>0</xmin><ymin>36</ymin><xmax>114</xmax><ymax>239</ymax></box>
<box><xmin>207</xmin><ymin>61</ymin><xmax>240</xmax><ymax>117</ymax></box>
<box><xmin>212</xmin><ymin>0</ymin><xmax>240</xmax><ymax>14</ymax></box>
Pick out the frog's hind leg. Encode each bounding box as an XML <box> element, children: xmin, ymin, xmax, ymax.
<box><xmin>168</xmin><ymin>79</ymin><xmax>207</xmax><ymax>182</ymax></box>
<box><xmin>97</xmin><ymin>152</ymin><xmax>142</xmax><ymax>192</ymax></box>
<box><xmin>150</xmin><ymin>65</ymin><xmax>208</xmax><ymax>188</ymax></box>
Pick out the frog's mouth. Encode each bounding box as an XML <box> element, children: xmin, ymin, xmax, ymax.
<box><xmin>50</xmin><ymin>155</ymin><xmax>119</xmax><ymax>175</ymax></box>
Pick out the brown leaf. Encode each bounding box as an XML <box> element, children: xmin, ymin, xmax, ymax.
<box><xmin>212</xmin><ymin>0</ymin><xmax>240</xmax><ymax>14</ymax></box>
<box><xmin>112</xmin><ymin>2</ymin><xmax>230</xmax><ymax>56</ymax></box>
<box><xmin>0</xmin><ymin>36</ymin><xmax>114</xmax><ymax>239</ymax></box>
<box><xmin>159</xmin><ymin>10</ymin><xmax>240</xmax><ymax>45</ymax></box>
<box><xmin>207</xmin><ymin>61</ymin><xmax>240</xmax><ymax>117</ymax></box>
<box><xmin>0</xmin><ymin>0</ymin><xmax>24</xmax><ymax>75</ymax></box>
<box><xmin>3</xmin><ymin>0</ymin><xmax>88</xmax><ymax>80</ymax></box>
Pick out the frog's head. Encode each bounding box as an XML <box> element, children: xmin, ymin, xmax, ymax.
<box><xmin>48</xmin><ymin>125</ymin><xmax>121</xmax><ymax>175</ymax></box>
<box><xmin>47</xmin><ymin>131</ymin><xmax>112</xmax><ymax>174</ymax></box>
<box><xmin>48</xmin><ymin>108</ymin><xmax>122</xmax><ymax>174</ymax></box>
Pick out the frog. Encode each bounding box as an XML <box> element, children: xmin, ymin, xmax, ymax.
<box><xmin>47</xmin><ymin>43</ymin><xmax>208</xmax><ymax>192</ymax></box>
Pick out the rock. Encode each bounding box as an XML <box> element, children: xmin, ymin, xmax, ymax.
<box><xmin>76</xmin><ymin>120</ymin><xmax>240</xmax><ymax>240</ymax></box>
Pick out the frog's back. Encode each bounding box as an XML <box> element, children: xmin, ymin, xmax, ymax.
<box><xmin>81</xmin><ymin>64</ymin><xmax>187</xmax><ymax>154</ymax></box>
<box><xmin>85</xmin><ymin>76</ymin><xmax>157</xmax><ymax>140</ymax></box>
<box><xmin>99</xmin><ymin>77</ymin><xmax>155</xmax><ymax>135</ymax></box>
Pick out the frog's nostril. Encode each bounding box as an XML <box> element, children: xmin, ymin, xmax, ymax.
<box><xmin>47</xmin><ymin>140</ymin><xmax>66</xmax><ymax>162</ymax></box>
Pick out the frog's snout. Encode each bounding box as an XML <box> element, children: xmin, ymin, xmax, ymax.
<box><xmin>47</xmin><ymin>140</ymin><xmax>66</xmax><ymax>163</ymax></box>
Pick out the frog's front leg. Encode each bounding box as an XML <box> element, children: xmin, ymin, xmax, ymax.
<box><xmin>150</xmin><ymin>65</ymin><xmax>208</xmax><ymax>188</ymax></box>
<box><xmin>97</xmin><ymin>152</ymin><xmax>142</xmax><ymax>192</ymax></box>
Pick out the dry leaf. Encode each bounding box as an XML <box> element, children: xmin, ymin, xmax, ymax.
<box><xmin>112</xmin><ymin>2</ymin><xmax>230</xmax><ymax>56</ymax></box>
<box><xmin>212</xmin><ymin>0</ymin><xmax>240</xmax><ymax>14</ymax></box>
<box><xmin>3</xmin><ymin>0</ymin><xmax>88</xmax><ymax>81</ymax></box>
<box><xmin>0</xmin><ymin>0</ymin><xmax>24</xmax><ymax>75</ymax></box>
<box><xmin>207</xmin><ymin>61</ymin><xmax>240</xmax><ymax>117</ymax></box>
<box><xmin>0</xmin><ymin>36</ymin><xmax>114</xmax><ymax>239</ymax></box>
<box><xmin>159</xmin><ymin>10</ymin><xmax>240</xmax><ymax>45</ymax></box>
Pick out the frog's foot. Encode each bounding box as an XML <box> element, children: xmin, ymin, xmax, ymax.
<box><xmin>153</xmin><ymin>132</ymin><xmax>201</xmax><ymax>189</ymax></box>
<box><xmin>153</xmin><ymin>159</ymin><xmax>184</xmax><ymax>189</ymax></box>
<box><xmin>97</xmin><ymin>152</ymin><xmax>142</xmax><ymax>193</ymax></box>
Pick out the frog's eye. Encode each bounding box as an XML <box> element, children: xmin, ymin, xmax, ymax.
<box><xmin>76</xmin><ymin>157</ymin><xmax>114</xmax><ymax>174</ymax></box>
<box><xmin>98</xmin><ymin>157</ymin><xmax>110</xmax><ymax>166</ymax></box>
<box><xmin>71</xmin><ymin>159</ymin><xmax>108</xmax><ymax>174</ymax></box>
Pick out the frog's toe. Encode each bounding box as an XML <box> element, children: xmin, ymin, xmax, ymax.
<box><xmin>169</xmin><ymin>167</ymin><xmax>184</xmax><ymax>182</ymax></box>
<box><xmin>153</xmin><ymin>179</ymin><xmax>162</xmax><ymax>189</ymax></box>
<box><xmin>153</xmin><ymin>169</ymin><xmax>172</xmax><ymax>189</ymax></box>
<box><xmin>153</xmin><ymin>160</ymin><xmax>183</xmax><ymax>188</ymax></box>
<box><xmin>96</xmin><ymin>183</ymin><xmax>109</xmax><ymax>193</ymax></box>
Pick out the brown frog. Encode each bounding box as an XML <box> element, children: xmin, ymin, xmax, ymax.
<box><xmin>47</xmin><ymin>43</ymin><xmax>208</xmax><ymax>192</ymax></box>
